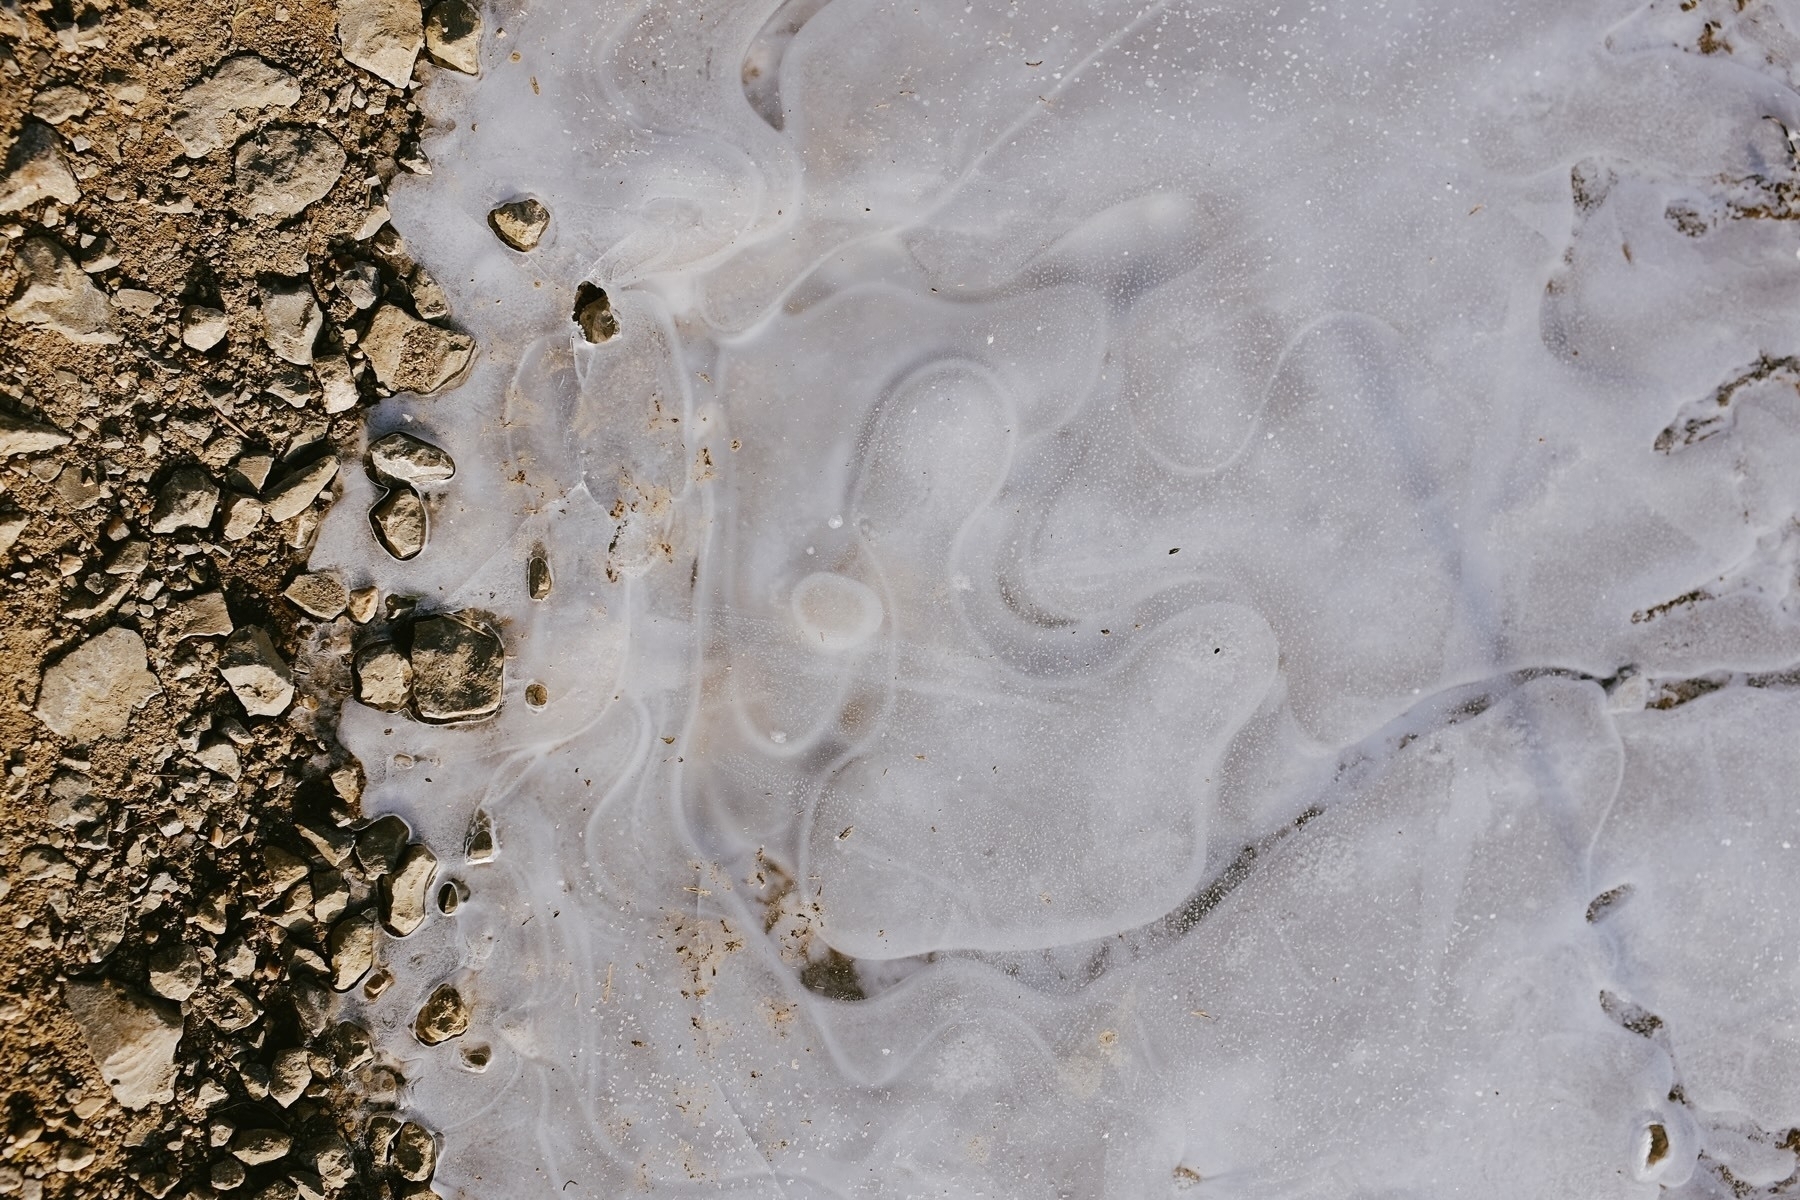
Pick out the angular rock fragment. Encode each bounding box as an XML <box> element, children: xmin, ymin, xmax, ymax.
<box><xmin>180</xmin><ymin>304</ymin><xmax>228</xmax><ymax>351</ymax></box>
<box><xmin>19</xmin><ymin>845</ymin><xmax>76</xmax><ymax>882</ymax></box>
<box><xmin>235</xmin><ymin>125</ymin><xmax>347</xmax><ymax>220</ymax></box>
<box><xmin>194</xmin><ymin>737</ymin><xmax>242</xmax><ymax>780</ymax></box>
<box><xmin>6</xmin><ymin>237</ymin><xmax>118</xmax><ymax>344</ymax></box>
<box><xmin>336</xmin><ymin>261</ymin><xmax>380</xmax><ymax>310</ymax></box>
<box><xmin>393</xmin><ymin>1122</ymin><xmax>436</xmax><ymax>1182</ymax></box>
<box><xmin>285</xmin><ymin>572</ymin><xmax>348</xmax><ymax>619</ymax></box>
<box><xmin>347</xmin><ymin>585</ymin><xmax>379</xmax><ymax>624</ymax></box>
<box><xmin>259</xmin><ymin>277</ymin><xmax>323</xmax><ymax>365</ymax></box>
<box><xmin>265</xmin><ymin>366</ymin><xmax>318</xmax><ymax>409</ymax></box>
<box><xmin>413</xmin><ymin>982</ymin><xmax>469</xmax><ymax>1045</ymax></box>
<box><xmin>361</xmin><ymin>304</ymin><xmax>474</xmax><ymax>394</ymax></box>
<box><xmin>147</xmin><ymin>943</ymin><xmax>202</xmax><ymax>1002</ymax></box>
<box><xmin>338</xmin><ymin>0</ymin><xmax>424</xmax><ymax>87</ymax></box>
<box><xmin>354</xmin><ymin>814</ymin><xmax>411</xmax><ymax>875</ymax></box>
<box><xmin>35</xmin><ymin>627</ymin><xmax>161</xmax><ymax>740</ymax></box>
<box><xmin>262</xmin><ymin>454</ymin><xmax>339</xmax><ymax>523</ymax></box>
<box><xmin>574</xmin><ymin>282</ymin><xmax>618</xmax><ymax>343</ymax></box>
<box><xmin>221</xmin><ymin>495</ymin><xmax>264</xmax><ymax>541</ymax></box>
<box><xmin>315</xmin><ymin>353</ymin><xmax>358</xmax><ymax>413</ymax></box>
<box><xmin>0</xmin><ymin>508</ymin><xmax>27</xmax><ymax>556</ymax></box>
<box><xmin>31</xmin><ymin>86</ymin><xmax>90</xmax><ymax>126</ymax></box>
<box><xmin>369</xmin><ymin>430</ymin><xmax>455</xmax><ymax>486</ymax></box>
<box><xmin>63</xmin><ymin>981</ymin><xmax>182</xmax><ymax>1110</ymax></box>
<box><xmin>371</xmin><ymin>484</ymin><xmax>426</xmax><ymax>559</ymax></box>
<box><xmin>381</xmin><ymin>843</ymin><xmax>437</xmax><ymax>936</ymax></box>
<box><xmin>327</xmin><ymin>910</ymin><xmax>377</xmax><ymax>991</ymax></box>
<box><xmin>353</xmin><ymin>641</ymin><xmax>412</xmax><ymax>710</ymax></box>
<box><xmin>488</xmin><ymin>197</ymin><xmax>548</xmax><ymax>251</ymax></box>
<box><xmin>172</xmin><ymin>55</ymin><xmax>301</xmax><ymax>158</ymax></box>
<box><xmin>411</xmin><ymin>614</ymin><xmax>503</xmax><ymax>721</ymax></box>
<box><xmin>231</xmin><ymin>1127</ymin><xmax>292</xmax><ymax>1166</ymax></box>
<box><xmin>165</xmin><ymin>590</ymin><xmax>233</xmax><ymax>640</ymax></box>
<box><xmin>218</xmin><ymin>626</ymin><xmax>295</xmax><ymax>717</ymax></box>
<box><xmin>425</xmin><ymin>0</ymin><xmax>482</xmax><ymax>74</ymax></box>
<box><xmin>269</xmin><ymin>1047</ymin><xmax>312</xmax><ymax>1107</ymax></box>
<box><xmin>0</xmin><ymin>121</ymin><xmax>79</xmax><ymax>214</ymax></box>
<box><xmin>0</xmin><ymin>409</ymin><xmax>70</xmax><ymax>458</ymax></box>
<box><xmin>148</xmin><ymin>465</ymin><xmax>218</xmax><ymax>533</ymax></box>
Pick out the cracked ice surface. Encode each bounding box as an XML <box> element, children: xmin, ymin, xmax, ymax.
<box><xmin>315</xmin><ymin>0</ymin><xmax>1800</xmax><ymax>1194</ymax></box>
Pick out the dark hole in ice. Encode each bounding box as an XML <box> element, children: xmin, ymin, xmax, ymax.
<box><xmin>1645</xmin><ymin>1123</ymin><xmax>1670</xmax><ymax>1167</ymax></box>
<box><xmin>573</xmin><ymin>282</ymin><xmax>618</xmax><ymax>343</ymax></box>
<box><xmin>799</xmin><ymin>949</ymin><xmax>865</xmax><ymax>1002</ymax></box>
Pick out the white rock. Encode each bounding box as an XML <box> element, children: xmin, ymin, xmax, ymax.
<box><xmin>354</xmin><ymin>642</ymin><xmax>412</xmax><ymax>711</ymax></box>
<box><xmin>0</xmin><ymin>410</ymin><xmax>70</xmax><ymax>458</ymax></box>
<box><xmin>371</xmin><ymin>485</ymin><xmax>426</xmax><ymax>559</ymax></box>
<box><xmin>221</xmin><ymin>495</ymin><xmax>263</xmax><ymax>541</ymax></box>
<box><xmin>172</xmin><ymin>55</ymin><xmax>301</xmax><ymax>158</ymax></box>
<box><xmin>381</xmin><ymin>843</ymin><xmax>437</xmax><ymax>936</ymax></box>
<box><xmin>181</xmin><ymin>305</ymin><xmax>228</xmax><ymax>351</ymax></box>
<box><xmin>0</xmin><ymin>121</ymin><xmax>79</xmax><ymax>214</ymax></box>
<box><xmin>148</xmin><ymin>466</ymin><xmax>218</xmax><ymax>533</ymax></box>
<box><xmin>338</xmin><ymin>0</ymin><xmax>423</xmax><ymax>88</ymax></box>
<box><xmin>63</xmin><ymin>982</ymin><xmax>183</xmax><ymax>1110</ymax></box>
<box><xmin>194</xmin><ymin>738</ymin><xmax>242</xmax><ymax>780</ymax></box>
<box><xmin>361</xmin><ymin>304</ymin><xmax>473</xmax><ymax>394</ymax></box>
<box><xmin>218</xmin><ymin>626</ymin><xmax>294</xmax><ymax>717</ymax></box>
<box><xmin>369</xmin><ymin>431</ymin><xmax>455</xmax><ymax>487</ymax></box>
<box><xmin>35</xmin><ymin>627</ymin><xmax>161</xmax><ymax>741</ymax></box>
<box><xmin>263</xmin><ymin>454</ymin><xmax>339</xmax><ymax>523</ymax></box>
<box><xmin>234</xmin><ymin>125</ymin><xmax>347</xmax><ymax>220</ymax></box>
<box><xmin>315</xmin><ymin>354</ymin><xmax>359</xmax><ymax>413</ymax></box>
<box><xmin>5</xmin><ymin>237</ymin><xmax>118</xmax><ymax>345</ymax></box>
<box><xmin>259</xmin><ymin>277</ymin><xmax>323</xmax><ymax>365</ymax></box>
<box><xmin>424</xmin><ymin>0</ymin><xmax>481</xmax><ymax>74</ymax></box>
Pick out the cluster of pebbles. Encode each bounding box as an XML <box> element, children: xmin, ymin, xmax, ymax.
<box><xmin>0</xmin><ymin>0</ymin><xmax>529</xmax><ymax>1196</ymax></box>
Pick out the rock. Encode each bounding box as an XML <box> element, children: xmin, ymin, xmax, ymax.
<box><xmin>230</xmin><ymin>453</ymin><xmax>275</xmax><ymax>492</ymax></box>
<box><xmin>172</xmin><ymin>55</ymin><xmax>300</xmax><ymax>158</ymax></box>
<box><xmin>381</xmin><ymin>843</ymin><xmax>437</xmax><ymax>936</ymax></box>
<box><xmin>315</xmin><ymin>354</ymin><xmax>358</xmax><ymax>413</ymax></box>
<box><xmin>392</xmin><ymin>1123</ymin><xmax>436</xmax><ymax>1182</ymax></box>
<box><xmin>35</xmin><ymin>627</ymin><xmax>161</xmax><ymax>740</ymax></box>
<box><xmin>262</xmin><ymin>454</ymin><xmax>339</xmax><ymax>523</ymax></box>
<box><xmin>296</xmin><ymin>818</ymin><xmax>353</xmax><ymax>866</ymax></box>
<box><xmin>0</xmin><ymin>509</ymin><xmax>26</xmax><ymax>556</ymax></box>
<box><xmin>338</xmin><ymin>0</ymin><xmax>424</xmax><ymax>87</ymax></box>
<box><xmin>181</xmin><ymin>305</ymin><xmax>229</xmax><ymax>351</ymax></box>
<box><xmin>424</xmin><ymin>0</ymin><xmax>481</xmax><ymax>73</ymax></box>
<box><xmin>200</xmin><ymin>984</ymin><xmax>262</xmax><ymax>1033</ymax></box>
<box><xmin>305</xmin><ymin>1133</ymin><xmax>354</xmax><ymax>1190</ymax></box>
<box><xmin>353</xmin><ymin>642</ymin><xmax>411</xmax><ymax>710</ymax></box>
<box><xmin>574</xmin><ymin>282</ymin><xmax>618</xmax><ymax>343</ymax></box>
<box><xmin>265</xmin><ymin>367</ymin><xmax>317</xmax><ymax>409</ymax></box>
<box><xmin>5</xmin><ymin>237</ymin><xmax>118</xmax><ymax>344</ymax></box>
<box><xmin>360</xmin><ymin>304</ymin><xmax>473</xmax><ymax>394</ymax></box>
<box><xmin>114</xmin><ymin>288</ymin><xmax>159</xmax><ymax>317</ymax></box>
<box><xmin>259</xmin><ymin>277</ymin><xmax>322</xmax><ymax>365</ymax></box>
<box><xmin>269</xmin><ymin>1047</ymin><xmax>311</xmax><ymax>1107</ymax></box>
<box><xmin>327</xmin><ymin>910</ymin><xmax>377</xmax><ymax>991</ymax></box>
<box><xmin>54</xmin><ymin>1140</ymin><xmax>95</xmax><ymax>1172</ymax></box>
<box><xmin>313</xmin><ymin>869</ymin><xmax>351</xmax><ymax>924</ymax></box>
<box><xmin>465</xmin><ymin>809</ymin><xmax>496</xmax><ymax>863</ymax></box>
<box><xmin>221</xmin><ymin>495</ymin><xmax>264</xmax><ymax>541</ymax></box>
<box><xmin>234</xmin><ymin>125</ymin><xmax>347</xmax><ymax>220</ymax></box>
<box><xmin>411</xmin><ymin>614</ymin><xmax>503</xmax><ymax>722</ymax></box>
<box><xmin>209</xmin><ymin>1159</ymin><xmax>245</xmax><ymax>1191</ymax></box>
<box><xmin>146</xmin><ymin>943</ymin><xmax>202</xmax><ymax>1002</ymax></box>
<box><xmin>231</xmin><ymin>1128</ymin><xmax>292</xmax><ymax>1166</ymax></box>
<box><xmin>528</xmin><ymin>550</ymin><xmax>553</xmax><ymax>600</ymax></box>
<box><xmin>488</xmin><ymin>197</ymin><xmax>549</xmax><ymax>251</ymax></box>
<box><xmin>407</xmin><ymin>266</ymin><xmax>451</xmax><ymax>320</ymax></box>
<box><xmin>194</xmin><ymin>738</ymin><xmax>242</xmax><ymax>780</ymax></box>
<box><xmin>46</xmin><ymin>773</ymin><xmax>102</xmax><ymax>828</ymax></box>
<box><xmin>336</xmin><ymin>262</ymin><xmax>380</xmax><ymax>310</ymax></box>
<box><xmin>0</xmin><ymin>409</ymin><xmax>70</xmax><ymax>458</ymax></box>
<box><xmin>63</xmin><ymin>981</ymin><xmax>182</xmax><ymax>1110</ymax></box>
<box><xmin>355</xmin><ymin>814</ymin><xmax>411</xmax><ymax>875</ymax></box>
<box><xmin>165</xmin><ymin>590</ymin><xmax>234</xmax><ymax>640</ymax></box>
<box><xmin>347</xmin><ymin>586</ymin><xmax>378</xmax><ymax>623</ymax></box>
<box><xmin>284</xmin><ymin>572</ymin><xmax>347</xmax><ymax>619</ymax></box>
<box><xmin>371</xmin><ymin>485</ymin><xmax>426</xmax><ymax>559</ymax></box>
<box><xmin>369</xmin><ymin>431</ymin><xmax>455</xmax><ymax>487</ymax></box>
<box><xmin>218</xmin><ymin>626</ymin><xmax>294</xmax><ymax>717</ymax></box>
<box><xmin>0</xmin><ymin>121</ymin><xmax>79</xmax><ymax>214</ymax></box>
<box><xmin>31</xmin><ymin>86</ymin><xmax>90</xmax><ymax>126</ymax></box>
<box><xmin>265</xmin><ymin>845</ymin><xmax>310</xmax><ymax>892</ymax></box>
<box><xmin>19</xmin><ymin>845</ymin><xmax>76</xmax><ymax>882</ymax></box>
<box><xmin>413</xmin><ymin>983</ymin><xmax>469</xmax><ymax>1045</ymax></box>
<box><xmin>148</xmin><ymin>466</ymin><xmax>218</xmax><ymax>533</ymax></box>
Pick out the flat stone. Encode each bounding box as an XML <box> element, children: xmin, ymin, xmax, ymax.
<box><xmin>392</xmin><ymin>1122</ymin><xmax>436</xmax><ymax>1182</ymax></box>
<box><xmin>488</xmin><ymin>197</ymin><xmax>549</xmax><ymax>251</ymax></box>
<box><xmin>165</xmin><ymin>590</ymin><xmax>233</xmax><ymax>640</ymax></box>
<box><xmin>19</xmin><ymin>845</ymin><xmax>77</xmax><ymax>882</ymax></box>
<box><xmin>0</xmin><ymin>121</ymin><xmax>79</xmax><ymax>214</ymax></box>
<box><xmin>31</xmin><ymin>85</ymin><xmax>90</xmax><ymax>126</ymax></box>
<box><xmin>347</xmin><ymin>585</ymin><xmax>379</xmax><ymax>624</ymax></box>
<box><xmin>368</xmin><ymin>431</ymin><xmax>455</xmax><ymax>486</ymax></box>
<box><xmin>230</xmin><ymin>453</ymin><xmax>276</xmax><ymax>492</ymax></box>
<box><xmin>259</xmin><ymin>277</ymin><xmax>322</xmax><ymax>365</ymax></box>
<box><xmin>221</xmin><ymin>495</ymin><xmax>263</xmax><ymax>541</ymax></box>
<box><xmin>147</xmin><ymin>943</ymin><xmax>202</xmax><ymax>1002</ymax></box>
<box><xmin>424</xmin><ymin>0</ymin><xmax>481</xmax><ymax>74</ymax></box>
<box><xmin>114</xmin><ymin>288</ymin><xmax>159</xmax><ymax>317</ymax></box>
<box><xmin>0</xmin><ymin>409</ymin><xmax>70</xmax><ymax>458</ymax></box>
<box><xmin>6</xmin><ymin>237</ymin><xmax>118</xmax><ymax>344</ymax></box>
<box><xmin>0</xmin><ymin>509</ymin><xmax>27</xmax><ymax>557</ymax></box>
<box><xmin>194</xmin><ymin>737</ymin><xmax>242</xmax><ymax>780</ymax></box>
<box><xmin>381</xmin><ymin>843</ymin><xmax>437</xmax><ymax>936</ymax></box>
<box><xmin>148</xmin><ymin>466</ymin><xmax>218</xmax><ymax>533</ymax></box>
<box><xmin>360</xmin><ymin>304</ymin><xmax>473</xmax><ymax>395</ymax></box>
<box><xmin>315</xmin><ymin>354</ymin><xmax>358</xmax><ymax>413</ymax></box>
<box><xmin>218</xmin><ymin>626</ymin><xmax>294</xmax><ymax>717</ymax></box>
<box><xmin>413</xmin><ymin>982</ymin><xmax>469</xmax><ymax>1045</ymax></box>
<box><xmin>63</xmin><ymin>981</ymin><xmax>182</xmax><ymax>1110</ymax></box>
<box><xmin>353</xmin><ymin>642</ymin><xmax>412</xmax><ymax>710</ymax></box>
<box><xmin>336</xmin><ymin>262</ymin><xmax>380</xmax><ymax>309</ymax></box>
<box><xmin>269</xmin><ymin>1047</ymin><xmax>311</xmax><ymax>1108</ymax></box>
<box><xmin>284</xmin><ymin>572</ymin><xmax>348</xmax><ymax>619</ymax></box>
<box><xmin>199</xmin><ymin>984</ymin><xmax>262</xmax><ymax>1033</ymax></box>
<box><xmin>263</xmin><ymin>454</ymin><xmax>339</xmax><ymax>523</ymax></box>
<box><xmin>172</xmin><ymin>55</ymin><xmax>300</xmax><ymax>158</ymax></box>
<box><xmin>234</xmin><ymin>125</ymin><xmax>347</xmax><ymax>220</ymax></box>
<box><xmin>354</xmin><ymin>814</ymin><xmax>411</xmax><ymax>876</ymax></box>
<box><xmin>411</xmin><ymin>614</ymin><xmax>503</xmax><ymax>722</ymax></box>
<box><xmin>327</xmin><ymin>910</ymin><xmax>377</xmax><ymax>992</ymax></box>
<box><xmin>35</xmin><ymin>627</ymin><xmax>161</xmax><ymax>741</ymax></box>
<box><xmin>181</xmin><ymin>305</ymin><xmax>228</xmax><ymax>351</ymax></box>
<box><xmin>265</xmin><ymin>366</ymin><xmax>318</xmax><ymax>409</ymax></box>
<box><xmin>338</xmin><ymin>0</ymin><xmax>424</xmax><ymax>88</ymax></box>
<box><xmin>371</xmin><ymin>485</ymin><xmax>426</xmax><ymax>559</ymax></box>
<box><xmin>231</xmin><ymin>1127</ymin><xmax>292</xmax><ymax>1166</ymax></box>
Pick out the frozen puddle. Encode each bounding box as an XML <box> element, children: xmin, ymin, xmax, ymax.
<box><xmin>316</xmin><ymin>0</ymin><xmax>1800</xmax><ymax>1195</ymax></box>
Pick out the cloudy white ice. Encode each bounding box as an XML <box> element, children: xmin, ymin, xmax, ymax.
<box><xmin>315</xmin><ymin>0</ymin><xmax>1800</xmax><ymax>1194</ymax></box>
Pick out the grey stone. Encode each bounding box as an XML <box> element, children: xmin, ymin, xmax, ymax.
<box><xmin>424</xmin><ymin>0</ymin><xmax>481</xmax><ymax>74</ymax></box>
<box><xmin>6</xmin><ymin>237</ymin><xmax>117</xmax><ymax>345</ymax></box>
<box><xmin>172</xmin><ymin>55</ymin><xmax>300</xmax><ymax>158</ymax></box>
<box><xmin>315</xmin><ymin>354</ymin><xmax>358</xmax><ymax>413</ymax></box>
<box><xmin>19</xmin><ymin>845</ymin><xmax>76</xmax><ymax>882</ymax></box>
<box><xmin>181</xmin><ymin>305</ymin><xmax>228</xmax><ymax>351</ymax></box>
<box><xmin>264</xmin><ymin>367</ymin><xmax>318</xmax><ymax>409</ymax></box>
<box><xmin>165</xmin><ymin>591</ymin><xmax>233</xmax><ymax>640</ymax></box>
<box><xmin>488</xmin><ymin>197</ymin><xmax>548</xmax><ymax>251</ymax></box>
<box><xmin>0</xmin><ymin>410</ymin><xmax>70</xmax><ymax>458</ymax></box>
<box><xmin>335</xmin><ymin>262</ymin><xmax>380</xmax><ymax>310</ymax></box>
<box><xmin>147</xmin><ymin>943</ymin><xmax>202</xmax><ymax>1002</ymax></box>
<box><xmin>234</xmin><ymin>125</ymin><xmax>346</xmax><ymax>220</ymax></box>
<box><xmin>262</xmin><ymin>454</ymin><xmax>339</xmax><ymax>523</ymax></box>
<box><xmin>114</xmin><ymin>288</ymin><xmax>159</xmax><ymax>316</ymax></box>
<box><xmin>411</xmin><ymin>614</ymin><xmax>503</xmax><ymax>722</ymax></box>
<box><xmin>284</xmin><ymin>572</ymin><xmax>347</xmax><ymax>619</ymax></box>
<box><xmin>218</xmin><ymin>626</ymin><xmax>294</xmax><ymax>717</ymax></box>
<box><xmin>0</xmin><ymin>509</ymin><xmax>27</xmax><ymax>557</ymax></box>
<box><xmin>31</xmin><ymin>86</ymin><xmax>90</xmax><ymax>126</ymax></box>
<box><xmin>0</xmin><ymin>121</ymin><xmax>79</xmax><ymax>214</ymax></box>
<box><xmin>327</xmin><ymin>911</ymin><xmax>377</xmax><ymax>992</ymax></box>
<box><xmin>148</xmin><ymin>466</ymin><xmax>218</xmax><ymax>533</ymax></box>
<box><xmin>63</xmin><ymin>981</ymin><xmax>182</xmax><ymax>1110</ymax></box>
<box><xmin>368</xmin><ymin>431</ymin><xmax>454</xmax><ymax>487</ymax></box>
<box><xmin>381</xmin><ymin>843</ymin><xmax>437</xmax><ymax>936</ymax></box>
<box><xmin>371</xmin><ymin>485</ymin><xmax>426</xmax><ymax>560</ymax></box>
<box><xmin>221</xmin><ymin>495</ymin><xmax>263</xmax><ymax>541</ymax></box>
<box><xmin>194</xmin><ymin>738</ymin><xmax>242</xmax><ymax>780</ymax></box>
<box><xmin>295</xmin><ymin>819</ymin><xmax>353</xmax><ymax>866</ymax></box>
<box><xmin>360</xmin><ymin>304</ymin><xmax>473</xmax><ymax>394</ymax></box>
<box><xmin>338</xmin><ymin>0</ymin><xmax>423</xmax><ymax>87</ymax></box>
<box><xmin>230</xmin><ymin>453</ymin><xmax>275</xmax><ymax>492</ymax></box>
<box><xmin>259</xmin><ymin>278</ymin><xmax>322</xmax><ymax>366</ymax></box>
<box><xmin>35</xmin><ymin>627</ymin><xmax>161</xmax><ymax>740</ymax></box>
<box><xmin>353</xmin><ymin>642</ymin><xmax>412</xmax><ymax>710</ymax></box>
<box><xmin>413</xmin><ymin>983</ymin><xmax>469</xmax><ymax>1045</ymax></box>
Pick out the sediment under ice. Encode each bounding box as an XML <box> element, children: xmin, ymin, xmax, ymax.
<box><xmin>313</xmin><ymin>0</ymin><xmax>1800</xmax><ymax>1194</ymax></box>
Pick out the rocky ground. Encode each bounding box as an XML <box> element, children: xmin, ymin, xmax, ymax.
<box><xmin>0</xmin><ymin>0</ymin><xmax>495</xmax><ymax>1196</ymax></box>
